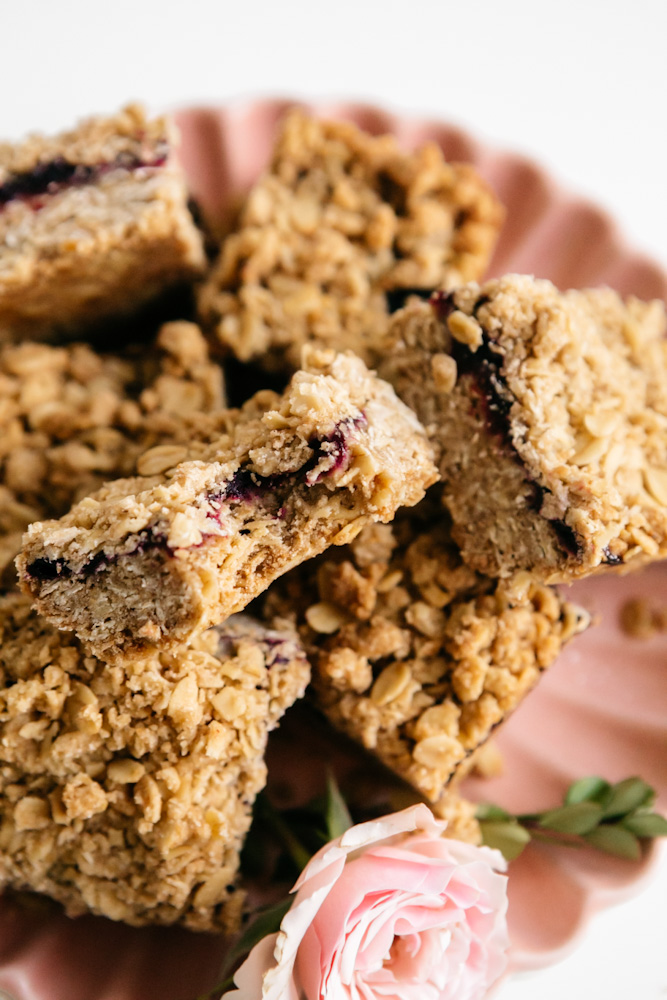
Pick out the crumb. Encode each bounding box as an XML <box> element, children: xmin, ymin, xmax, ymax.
<box><xmin>620</xmin><ymin>596</ymin><xmax>667</xmax><ymax>639</ymax></box>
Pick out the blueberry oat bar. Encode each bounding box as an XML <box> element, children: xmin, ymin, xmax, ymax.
<box><xmin>18</xmin><ymin>350</ymin><xmax>438</xmax><ymax>655</ymax></box>
<box><xmin>381</xmin><ymin>274</ymin><xmax>667</xmax><ymax>581</ymax></box>
<box><xmin>265</xmin><ymin>500</ymin><xmax>589</xmax><ymax>804</ymax></box>
<box><xmin>0</xmin><ymin>105</ymin><xmax>205</xmax><ymax>341</ymax></box>
<box><xmin>199</xmin><ymin>109</ymin><xmax>504</xmax><ymax>373</ymax></box>
<box><xmin>0</xmin><ymin>593</ymin><xmax>309</xmax><ymax>930</ymax></box>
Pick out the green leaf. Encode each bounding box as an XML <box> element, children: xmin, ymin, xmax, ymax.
<box><xmin>538</xmin><ymin>801</ymin><xmax>603</xmax><ymax>835</ymax></box>
<box><xmin>196</xmin><ymin>974</ymin><xmax>236</xmax><ymax>1000</ymax></box>
<box><xmin>219</xmin><ymin>896</ymin><xmax>293</xmax><ymax>981</ymax></box>
<box><xmin>565</xmin><ymin>776</ymin><xmax>611</xmax><ymax>806</ymax></box>
<box><xmin>602</xmin><ymin>778</ymin><xmax>655</xmax><ymax>819</ymax></box>
<box><xmin>475</xmin><ymin>803</ymin><xmax>512</xmax><ymax>822</ymax></box>
<box><xmin>622</xmin><ymin>812</ymin><xmax>667</xmax><ymax>838</ymax></box>
<box><xmin>584</xmin><ymin>825</ymin><xmax>642</xmax><ymax>861</ymax></box>
<box><xmin>324</xmin><ymin>771</ymin><xmax>353</xmax><ymax>840</ymax></box>
<box><xmin>479</xmin><ymin>820</ymin><xmax>532</xmax><ymax>861</ymax></box>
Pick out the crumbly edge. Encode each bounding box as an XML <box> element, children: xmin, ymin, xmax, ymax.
<box><xmin>17</xmin><ymin>350</ymin><xmax>437</xmax><ymax>653</ymax></box>
<box><xmin>381</xmin><ymin>276</ymin><xmax>667</xmax><ymax>581</ymax></box>
<box><xmin>0</xmin><ymin>594</ymin><xmax>309</xmax><ymax>930</ymax></box>
<box><xmin>0</xmin><ymin>322</ymin><xmax>225</xmax><ymax>582</ymax></box>
<box><xmin>0</xmin><ymin>104</ymin><xmax>173</xmax><ymax>179</ymax></box>
<box><xmin>198</xmin><ymin>108</ymin><xmax>504</xmax><ymax>372</ymax></box>
<box><xmin>264</xmin><ymin>500</ymin><xmax>589</xmax><ymax>803</ymax></box>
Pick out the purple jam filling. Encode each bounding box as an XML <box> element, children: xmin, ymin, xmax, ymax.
<box><xmin>0</xmin><ymin>147</ymin><xmax>168</xmax><ymax>210</ymax></box>
<box><xmin>25</xmin><ymin>527</ymin><xmax>168</xmax><ymax>582</ymax></box>
<box><xmin>25</xmin><ymin>416</ymin><xmax>367</xmax><ymax>584</ymax></box>
<box><xmin>432</xmin><ymin>292</ymin><xmax>583</xmax><ymax>561</ymax></box>
<box><xmin>208</xmin><ymin>415</ymin><xmax>366</xmax><ymax>514</ymax></box>
<box><xmin>305</xmin><ymin>417</ymin><xmax>364</xmax><ymax>485</ymax></box>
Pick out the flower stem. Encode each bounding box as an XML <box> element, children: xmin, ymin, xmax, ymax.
<box><xmin>256</xmin><ymin>793</ymin><xmax>313</xmax><ymax>872</ymax></box>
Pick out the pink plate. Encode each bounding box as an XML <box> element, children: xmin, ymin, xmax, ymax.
<box><xmin>1</xmin><ymin>99</ymin><xmax>666</xmax><ymax>1000</ymax></box>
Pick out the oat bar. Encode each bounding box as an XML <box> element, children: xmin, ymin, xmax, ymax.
<box><xmin>0</xmin><ymin>594</ymin><xmax>309</xmax><ymax>930</ymax></box>
<box><xmin>265</xmin><ymin>499</ymin><xmax>589</xmax><ymax>804</ymax></box>
<box><xmin>18</xmin><ymin>350</ymin><xmax>438</xmax><ymax>655</ymax></box>
<box><xmin>199</xmin><ymin>109</ymin><xmax>504</xmax><ymax>373</ymax></box>
<box><xmin>381</xmin><ymin>275</ymin><xmax>667</xmax><ymax>581</ymax></box>
<box><xmin>0</xmin><ymin>105</ymin><xmax>205</xmax><ymax>341</ymax></box>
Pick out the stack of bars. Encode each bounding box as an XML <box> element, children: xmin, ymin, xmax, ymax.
<box><xmin>1</xmin><ymin>104</ymin><xmax>666</xmax><ymax>935</ymax></box>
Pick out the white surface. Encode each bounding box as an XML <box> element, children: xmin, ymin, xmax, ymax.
<box><xmin>502</xmin><ymin>846</ymin><xmax>667</xmax><ymax>1000</ymax></box>
<box><xmin>1</xmin><ymin>1</ymin><xmax>666</xmax><ymax>997</ymax></box>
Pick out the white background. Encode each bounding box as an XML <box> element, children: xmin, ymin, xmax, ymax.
<box><xmin>1</xmin><ymin>1</ymin><xmax>666</xmax><ymax>997</ymax></box>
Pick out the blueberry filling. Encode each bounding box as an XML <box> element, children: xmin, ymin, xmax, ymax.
<box><xmin>432</xmin><ymin>293</ymin><xmax>583</xmax><ymax>561</ymax></box>
<box><xmin>23</xmin><ymin>556</ymin><xmax>70</xmax><ymax>582</ymax></box>
<box><xmin>210</xmin><ymin>415</ymin><xmax>365</xmax><ymax>509</ymax></box>
<box><xmin>433</xmin><ymin>293</ymin><xmax>514</xmax><ymax>442</ymax></box>
<box><xmin>25</xmin><ymin>416</ymin><xmax>366</xmax><ymax>584</ymax></box>
<box><xmin>26</xmin><ymin>526</ymin><xmax>168</xmax><ymax>582</ymax></box>
<box><xmin>0</xmin><ymin>147</ymin><xmax>168</xmax><ymax>210</ymax></box>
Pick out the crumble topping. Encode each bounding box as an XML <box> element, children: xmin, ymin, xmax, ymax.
<box><xmin>0</xmin><ymin>594</ymin><xmax>309</xmax><ymax>930</ymax></box>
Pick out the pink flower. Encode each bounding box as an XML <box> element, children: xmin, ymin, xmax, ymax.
<box><xmin>224</xmin><ymin>804</ymin><xmax>509</xmax><ymax>1000</ymax></box>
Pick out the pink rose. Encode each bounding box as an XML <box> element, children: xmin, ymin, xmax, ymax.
<box><xmin>225</xmin><ymin>803</ymin><xmax>509</xmax><ymax>1000</ymax></box>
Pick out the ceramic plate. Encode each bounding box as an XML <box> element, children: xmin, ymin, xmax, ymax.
<box><xmin>0</xmin><ymin>99</ymin><xmax>665</xmax><ymax>1000</ymax></box>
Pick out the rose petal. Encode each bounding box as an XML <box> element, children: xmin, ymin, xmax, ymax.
<box><xmin>224</xmin><ymin>932</ymin><xmax>280</xmax><ymax>1000</ymax></box>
